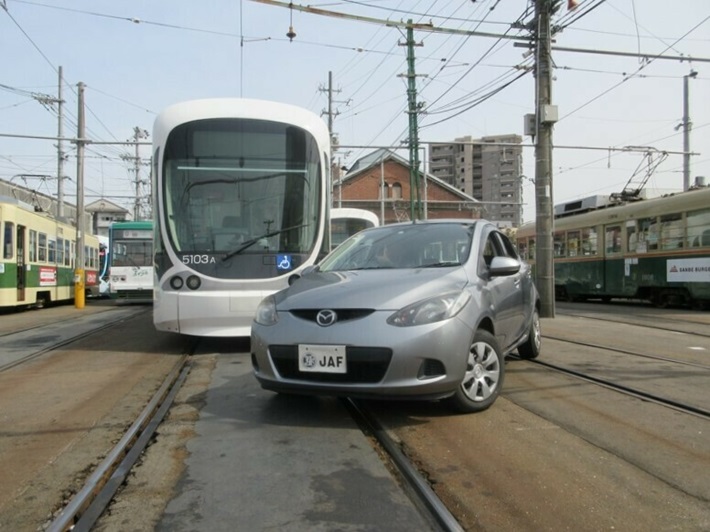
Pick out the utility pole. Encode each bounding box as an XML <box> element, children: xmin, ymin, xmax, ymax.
<box><xmin>534</xmin><ymin>0</ymin><xmax>557</xmax><ymax>318</ymax></box>
<box><xmin>74</xmin><ymin>82</ymin><xmax>86</xmax><ymax>309</ymax></box>
<box><xmin>682</xmin><ymin>69</ymin><xmax>697</xmax><ymax>191</ymax></box>
<box><xmin>320</xmin><ymin>71</ymin><xmax>351</xmax><ymax>207</ymax></box>
<box><xmin>57</xmin><ymin>66</ymin><xmax>65</xmax><ymax>218</ymax></box>
<box><xmin>400</xmin><ymin>20</ymin><xmax>423</xmax><ymax>220</ymax></box>
<box><xmin>321</xmin><ymin>71</ymin><xmax>340</xmax><ymax>206</ymax></box>
<box><xmin>121</xmin><ymin>127</ymin><xmax>150</xmax><ymax>220</ymax></box>
<box><xmin>133</xmin><ymin>127</ymin><xmax>149</xmax><ymax>220</ymax></box>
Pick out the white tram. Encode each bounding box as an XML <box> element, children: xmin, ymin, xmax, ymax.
<box><xmin>152</xmin><ymin>98</ymin><xmax>331</xmax><ymax>336</ymax></box>
<box><xmin>330</xmin><ymin>207</ymin><xmax>380</xmax><ymax>250</ymax></box>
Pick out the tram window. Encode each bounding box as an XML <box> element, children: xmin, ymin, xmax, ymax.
<box><xmin>29</xmin><ymin>230</ymin><xmax>37</xmax><ymax>262</ymax></box>
<box><xmin>637</xmin><ymin>217</ymin><xmax>658</xmax><ymax>252</ymax></box>
<box><xmin>582</xmin><ymin>227</ymin><xmax>598</xmax><ymax>255</ymax></box>
<box><xmin>57</xmin><ymin>238</ymin><xmax>64</xmax><ymax>265</ymax></box>
<box><xmin>554</xmin><ymin>232</ymin><xmax>566</xmax><ymax>258</ymax></box>
<box><xmin>686</xmin><ymin>208</ymin><xmax>710</xmax><ymax>247</ymax></box>
<box><xmin>48</xmin><ymin>240</ymin><xmax>57</xmax><ymax>263</ymax></box>
<box><xmin>567</xmin><ymin>231</ymin><xmax>580</xmax><ymax>257</ymax></box>
<box><xmin>627</xmin><ymin>222</ymin><xmax>637</xmax><ymax>253</ymax></box>
<box><xmin>605</xmin><ymin>225</ymin><xmax>622</xmax><ymax>254</ymax></box>
<box><xmin>660</xmin><ymin>213</ymin><xmax>683</xmax><ymax>250</ymax></box>
<box><xmin>38</xmin><ymin>233</ymin><xmax>47</xmax><ymax>262</ymax></box>
<box><xmin>64</xmin><ymin>240</ymin><xmax>71</xmax><ymax>266</ymax></box>
<box><xmin>3</xmin><ymin>222</ymin><xmax>13</xmax><ymax>259</ymax></box>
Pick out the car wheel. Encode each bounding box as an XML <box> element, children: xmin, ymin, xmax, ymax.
<box><xmin>517</xmin><ymin>308</ymin><xmax>541</xmax><ymax>360</ymax></box>
<box><xmin>446</xmin><ymin>329</ymin><xmax>504</xmax><ymax>413</ymax></box>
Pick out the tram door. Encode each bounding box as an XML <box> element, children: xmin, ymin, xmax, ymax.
<box><xmin>16</xmin><ymin>224</ymin><xmax>26</xmax><ymax>301</ymax></box>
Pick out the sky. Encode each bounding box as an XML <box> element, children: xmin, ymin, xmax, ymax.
<box><xmin>1</xmin><ymin>0</ymin><xmax>709</xmax><ymax>223</ymax></box>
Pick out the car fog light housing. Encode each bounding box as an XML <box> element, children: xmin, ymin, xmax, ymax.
<box><xmin>186</xmin><ymin>275</ymin><xmax>201</xmax><ymax>290</ymax></box>
<box><xmin>170</xmin><ymin>276</ymin><xmax>184</xmax><ymax>290</ymax></box>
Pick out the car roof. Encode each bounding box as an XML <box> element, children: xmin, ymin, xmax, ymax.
<box><xmin>361</xmin><ymin>218</ymin><xmax>493</xmax><ymax>232</ymax></box>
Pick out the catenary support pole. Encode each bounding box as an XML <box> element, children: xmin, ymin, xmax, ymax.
<box><xmin>534</xmin><ymin>0</ymin><xmax>555</xmax><ymax>318</ymax></box>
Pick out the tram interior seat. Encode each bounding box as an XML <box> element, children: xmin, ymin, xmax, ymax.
<box><xmin>691</xmin><ymin>230</ymin><xmax>710</xmax><ymax>248</ymax></box>
<box><xmin>214</xmin><ymin>215</ymin><xmax>248</xmax><ymax>250</ymax></box>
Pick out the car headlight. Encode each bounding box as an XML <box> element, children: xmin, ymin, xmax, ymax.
<box><xmin>254</xmin><ymin>295</ymin><xmax>278</xmax><ymax>326</ymax></box>
<box><xmin>387</xmin><ymin>290</ymin><xmax>471</xmax><ymax>327</ymax></box>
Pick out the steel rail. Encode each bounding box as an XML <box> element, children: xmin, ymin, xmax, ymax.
<box><xmin>344</xmin><ymin>398</ymin><xmax>464</xmax><ymax>532</ymax></box>
<box><xmin>0</xmin><ymin>308</ymin><xmax>152</xmax><ymax>373</ymax></box>
<box><xmin>512</xmin><ymin>356</ymin><xmax>710</xmax><ymax>420</ymax></box>
<box><xmin>47</xmin><ymin>354</ymin><xmax>191</xmax><ymax>532</ymax></box>
<box><xmin>544</xmin><ymin>334</ymin><xmax>710</xmax><ymax>370</ymax></box>
<box><xmin>557</xmin><ymin>309</ymin><xmax>710</xmax><ymax>339</ymax></box>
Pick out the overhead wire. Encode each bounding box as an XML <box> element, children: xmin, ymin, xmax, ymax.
<box><xmin>558</xmin><ymin>13</ymin><xmax>710</xmax><ymax>123</ymax></box>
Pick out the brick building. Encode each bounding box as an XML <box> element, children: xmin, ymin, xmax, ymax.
<box><xmin>334</xmin><ymin>149</ymin><xmax>481</xmax><ymax>224</ymax></box>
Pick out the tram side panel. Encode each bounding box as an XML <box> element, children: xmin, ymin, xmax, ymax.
<box><xmin>517</xmin><ymin>187</ymin><xmax>710</xmax><ymax>308</ymax></box>
<box><xmin>1</xmin><ymin>198</ymin><xmax>101</xmax><ymax>309</ymax></box>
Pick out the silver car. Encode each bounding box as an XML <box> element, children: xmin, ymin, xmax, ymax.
<box><xmin>251</xmin><ymin>219</ymin><xmax>541</xmax><ymax>413</ymax></box>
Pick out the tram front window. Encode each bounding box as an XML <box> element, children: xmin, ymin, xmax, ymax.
<box><xmin>162</xmin><ymin>118</ymin><xmax>321</xmax><ymax>278</ymax></box>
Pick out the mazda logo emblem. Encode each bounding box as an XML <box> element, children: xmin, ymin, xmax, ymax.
<box><xmin>316</xmin><ymin>309</ymin><xmax>337</xmax><ymax>327</ymax></box>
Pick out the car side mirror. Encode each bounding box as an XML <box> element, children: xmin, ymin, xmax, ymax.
<box><xmin>489</xmin><ymin>256</ymin><xmax>520</xmax><ymax>277</ymax></box>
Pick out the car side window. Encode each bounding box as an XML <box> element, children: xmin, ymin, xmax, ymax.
<box><xmin>494</xmin><ymin>232</ymin><xmax>519</xmax><ymax>259</ymax></box>
<box><xmin>480</xmin><ymin>231</ymin><xmax>519</xmax><ymax>274</ymax></box>
<box><xmin>482</xmin><ymin>234</ymin><xmax>497</xmax><ymax>267</ymax></box>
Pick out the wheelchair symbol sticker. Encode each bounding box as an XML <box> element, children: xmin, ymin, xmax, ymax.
<box><xmin>277</xmin><ymin>254</ymin><xmax>293</xmax><ymax>271</ymax></box>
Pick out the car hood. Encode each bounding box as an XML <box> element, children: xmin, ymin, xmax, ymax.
<box><xmin>275</xmin><ymin>268</ymin><xmax>469</xmax><ymax>310</ymax></box>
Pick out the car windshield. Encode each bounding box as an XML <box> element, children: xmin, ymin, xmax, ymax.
<box><xmin>320</xmin><ymin>222</ymin><xmax>475</xmax><ymax>271</ymax></box>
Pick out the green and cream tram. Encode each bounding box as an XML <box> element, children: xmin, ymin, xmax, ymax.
<box><xmin>0</xmin><ymin>196</ymin><xmax>101</xmax><ymax>309</ymax></box>
<box><xmin>517</xmin><ymin>186</ymin><xmax>710</xmax><ymax>308</ymax></box>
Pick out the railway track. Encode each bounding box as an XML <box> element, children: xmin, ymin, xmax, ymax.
<box><xmin>346</xmin><ymin>399</ymin><xmax>464</xmax><ymax>532</ymax></box>
<box><xmin>41</xmin><ymin>338</ymin><xmax>462</xmax><ymax>532</ymax></box>
<box><xmin>556</xmin><ymin>303</ymin><xmax>710</xmax><ymax>338</ymax></box>
<box><xmin>47</xmin><ymin>354</ymin><xmax>192</xmax><ymax>532</ymax></box>
<box><xmin>511</xmin><ymin>322</ymin><xmax>710</xmax><ymax>419</ymax></box>
<box><xmin>0</xmin><ymin>306</ymin><xmax>150</xmax><ymax>372</ymax></box>
<box><xmin>519</xmin><ymin>354</ymin><xmax>710</xmax><ymax>419</ymax></box>
<box><xmin>543</xmin><ymin>334</ymin><xmax>710</xmax><ymax>371</ymax></box>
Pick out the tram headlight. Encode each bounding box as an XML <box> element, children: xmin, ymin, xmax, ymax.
<box><xmin>169</xmin><ymin>276</ymin><xmax>184</xmax><ymax>290</ymax></box>
<box><xmin>186</xmin><ymin>275</ymin><xmax>202</xmax><ymax>290</ymax></box>
<box><xmin>254</xmin><ymin>295</ymin><xmax>278</xmax><ymax>326</ymax></box>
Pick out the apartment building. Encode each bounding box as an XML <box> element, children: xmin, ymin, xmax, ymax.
<box><xmin>429</xmin><ymin>134</ymin><xmax>523</xmax><ymax>227</ymax></box>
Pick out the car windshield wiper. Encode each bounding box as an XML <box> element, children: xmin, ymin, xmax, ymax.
<box><xmin>419</xmin><ymin>261</ymin><xmax>459</xmax><ymax>268</ymax></box>
<box><xmin>222</xmin><ymin>223</ymin><xmax>307</xmax><ymax>261</ymax></box>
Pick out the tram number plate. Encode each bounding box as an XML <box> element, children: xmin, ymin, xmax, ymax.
<box><xmin>298</xmin><ymin>344</ymin><xmax>347</xmax><ymax>374</ymax></box>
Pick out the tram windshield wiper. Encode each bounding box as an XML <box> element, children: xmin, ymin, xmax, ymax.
<box><xmin>222</xmin><ymin>223</ymin><xmax>308</xmax><ymax>261</ymax></box>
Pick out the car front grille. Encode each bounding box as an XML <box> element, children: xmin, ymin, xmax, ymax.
<box><xmin>269</xmin><ymin>345</ymin><xmax>392</xmax><ymax>383</ymax></box>
<box><xmin>289</xmin><ymin>308</ymin><xmax>375</xmax><ymax>323</ymax></box>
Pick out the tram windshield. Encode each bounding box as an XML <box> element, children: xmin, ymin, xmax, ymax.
<box><xmin>112</xmin><ymin>240</ymin><xmax>152</xmax><ymax>268</ymax></box>
<box><xmin>162</xmin><ymin>118</ymin><xmax>321</xmax><ymax>261</ymax></box>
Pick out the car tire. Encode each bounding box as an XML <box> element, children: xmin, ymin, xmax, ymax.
<box><xmin>446</xmin><ymin>329</ymin><xmax>504</xmax><ymax>414</ymax></box>
<box><xmin>517</xmin><ymin>308</ymin><xmax>541</xmax><ymax>360</ymax></box>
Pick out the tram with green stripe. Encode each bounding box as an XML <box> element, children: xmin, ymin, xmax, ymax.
<box><xmin>107</xmin><ymin>220</ymin><xmax>153</xmax><ymax>302</ymax></box>
<box><xmin>516</xmin><ymin>186</ymin><xmax>710</xmax><ymax>308</ymax></box>
<box><xmin>0</xmin><ymin>196</ymin><xmax>101</xmax><ymax>309</ymax></box>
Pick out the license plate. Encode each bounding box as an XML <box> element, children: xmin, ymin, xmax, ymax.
<box><xmin>298</xmin><ymin>344</ymin><xmax>347</xmax><ymax>374</ymax></box>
